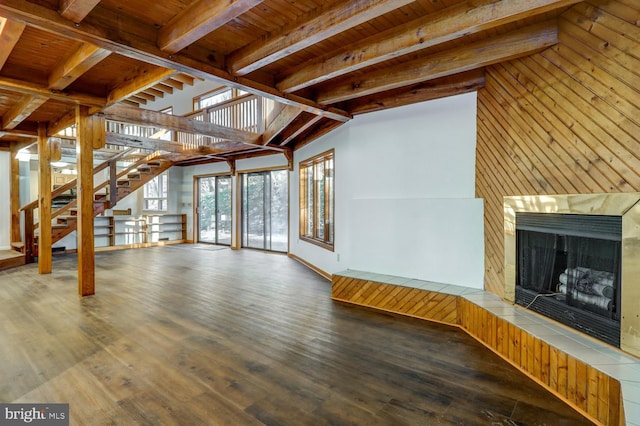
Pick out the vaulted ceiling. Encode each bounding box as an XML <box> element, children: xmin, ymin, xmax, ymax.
<box><xmin>0</xmin><ymin>0</ymin><xmax>579</xmax><ymax>164</ymax></box>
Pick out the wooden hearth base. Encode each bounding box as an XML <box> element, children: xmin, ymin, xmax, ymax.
<box><xmin>332</xmin><ymin>271</ymin><xmax>627</xmax><ymax>426</ymax></box>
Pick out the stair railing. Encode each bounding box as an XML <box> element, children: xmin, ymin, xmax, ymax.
<box><xmin>19</xmin><ymin>147</ymin><xmax>140</xmax><ymax>262</ymax></box>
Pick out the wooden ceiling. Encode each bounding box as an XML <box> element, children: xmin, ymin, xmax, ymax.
<box><xmin>0</xmin><ymin>0</ymin><xmax>579</xmax><ymax>164</ymax></box>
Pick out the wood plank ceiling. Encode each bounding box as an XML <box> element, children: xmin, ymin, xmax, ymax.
<box><xmin>0</xmin><ymin>0</ymin><xmax>580</xmax><ymax>164</ymax></box>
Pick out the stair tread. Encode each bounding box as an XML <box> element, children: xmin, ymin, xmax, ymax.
<box><xmin>22</xmin><ymin>157</ymin><xmax>173</xmax><ymax>261</ymax></box>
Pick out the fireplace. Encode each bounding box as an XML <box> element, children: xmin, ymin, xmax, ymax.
<box><xmin>515</xmin><ymin>212</ymin><xmax>621</xmax><ymax>346</ymax></box>
<box><xmin>504</xmin><ymin>193</ymin><xmax>640</xmax><ymax>358</ymax></box>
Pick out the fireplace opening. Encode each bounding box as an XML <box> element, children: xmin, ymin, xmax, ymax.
<box><xmin>515</xmin><ymin>212</ymin><xmax>621</xmax><ymax>347</ymax></box>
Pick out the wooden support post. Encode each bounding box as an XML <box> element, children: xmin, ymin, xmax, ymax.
<box><xmin>109</xmin><ymin>159</ymin><xmax>117</xmax><ymax>207</ymax></box>
<box><xmin>10</xmin><ymin>147</ymin><xmax>21</xmax><ymax>244</ymax></box>
<box><xmin>23</xmin><ymin>207</ymin><xmax>34</xmax><ymax>263</ymax></box>
<box><xmin>283</xmin><ymin>149</ymin><xmax>294</xmax><ymax>172</ymax></box>
<box><xmin>226</xmin><ymin>159</ymin><xmax>236</xmax><ymax>176</ymax></box>
<box><xmin>37</xmin><ymin>123</ymin><xmax>52</xmax><ymax>274</ymax></box>
<box><xmin>76</xmin><ymin>106</ymin><xmax>103</xmax><ymax>296</ymax></box>
<box><xmin>231</xmin><ymin>175</ymin><xmax>241</xmax><ymax>250</ymax></box>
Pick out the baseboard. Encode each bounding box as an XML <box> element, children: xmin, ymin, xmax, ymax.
<box><xmin>287</xmin><ymin>253</ymin><xmax>331</xmax><ymax>281</ymax></box>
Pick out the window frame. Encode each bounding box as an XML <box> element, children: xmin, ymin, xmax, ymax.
<box><xmin>143</xmin><ymin>171</ymin><xmax>168</xmax><ymax>212</ymax></box>
<box><xmin>193</xmin><ymin>87</ymin><xmax>248</xmax><ymax>111</ymax></box>
<box><xmin>299</xmin><ymin>149</ymin><xmax>334</xmax><ymax>251</ymax></box>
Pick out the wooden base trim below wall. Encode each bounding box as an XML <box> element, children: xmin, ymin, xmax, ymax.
<box><xmin>332</xmin><ymin>272</ymin><xmax>625</xmax><ymax>426</ymax></box>
<box><xmin>287</xmin><ymin>253</ymin><xmax>331</xmax><ymax>281</ymax></box>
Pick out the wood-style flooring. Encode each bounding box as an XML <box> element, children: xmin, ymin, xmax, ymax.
<box><xmin>0</xmin><ymin>245</ymin><xmax>593</xmax><ymax>425</ymax></box>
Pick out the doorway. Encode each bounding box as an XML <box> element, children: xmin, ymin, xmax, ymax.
<box><xmin>241</xmin><ymin>170</ymin><xmax>288</xmax><ymax>252</ymax></box>
<box><xmin>196</xmin><ymin>175</ymin><xmax>232</xmax><ymax>245</ymax></box>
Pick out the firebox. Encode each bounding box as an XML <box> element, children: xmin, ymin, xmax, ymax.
<box><xmin>503</xmin><ymin>193</ymin><xmax>640</xmax><ymax>359</ymax></box>
<box><xmin>515</xmin><ymin>212</ymin><xmax>621</xmax><ymax>346</ymax></box>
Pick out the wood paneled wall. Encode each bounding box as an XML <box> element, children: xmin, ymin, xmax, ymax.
<box><xmin>332</xmin><ymin>275</ymin><xmax>459</xmax><ymax>324</ymax></box>
<box><xmin>476</xmin><ymin>0</ymin><xmax>640</xmax><ymax>297</ymax></box>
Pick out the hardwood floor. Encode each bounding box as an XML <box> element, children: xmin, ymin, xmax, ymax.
<box><xmin>0</xmin><ymin>245</ymin><xmax>593</xmax><ymax>425</ymax></box>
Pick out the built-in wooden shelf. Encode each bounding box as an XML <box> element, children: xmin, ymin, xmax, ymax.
<box><xmin>93</xmin><ymin>213</ymin><xmax>187</xmax><ymax>249</ymax></box>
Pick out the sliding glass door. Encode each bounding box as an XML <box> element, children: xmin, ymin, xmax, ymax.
<box><xmin>197</xmin><ymin>175</ymin><xmax>232</xmax><ymax>245</ymax></box>
<box><xmin>242</xmin><ymin>170</ymin><xmax>288</xmax><ymax>252</ymax></box>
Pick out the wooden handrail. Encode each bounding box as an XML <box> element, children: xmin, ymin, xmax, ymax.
<box><xmin>21</xmin><ymin>147</ymin><xmax>140</xmax><ymax>234</ymax></box>
<box><xmin>35</xmin><ymin>151</ymin><xmax>160</xmax><ymax>227</ymax></box>
<box><xmin>19</xmin><ymin>150</ymin><xmax>167</xmax><ymax>261</ymax></box>
<box><xmin>93</xmin><ymin>151</ymin><xmax>163</xmax><ymax>194</ymax></box>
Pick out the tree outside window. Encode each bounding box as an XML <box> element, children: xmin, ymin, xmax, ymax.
<box><xmin>299</xmin><ymin>150</ymin><xmax>334</xmax><ymax>250</ymax></box>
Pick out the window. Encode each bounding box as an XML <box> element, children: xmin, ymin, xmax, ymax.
<box><xmin>144</xmin><ymin>172</ymin><xmax>168</xmax><ymax>211</ymax></box>
<box><xmin>193</xmin><ymin>88</ymin><xmax>248</xmax><ymax>110</ymax></box>
<box><xmin>299</xmin><ymin>150</ymin><xmax>334</xmax><ymax>250</ymax></box>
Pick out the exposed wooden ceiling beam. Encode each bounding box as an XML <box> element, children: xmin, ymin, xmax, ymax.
<box><xmin>120</xmin><ymin>99</ymin><xmax>139</xmax><ymax>108</ymax></box>
<box><xmin>171</xmin><ymin>74</ymin><xmax>196</xmax><ymax>86</ymax></box>
<box><xmin>1</xmin><ymin>95</ymin><xmax>48</xmax><ymax>129</ymax></box>
<box><xmin>0</xmin><ymin>128</ymin><xmax>38</xmax><ymax>138</ymax></box>
<box><xmin>145</xmin><ymin>87</ymin><xmax>165</xmax><ymax>98</ymax></box>
<box><xmin>317</xmin><ymin>21</ymin><xmax>558</xmax><ymax>105</ymax></box>
<box><xmin>158</xmin><ymin>0</ymin><xmax>264</xmax><ymax>54</ymax></box>
<box><xmin>262</xmin><ymin>105</ymin><xmax>302</xmax><ymax>145</ymax></box>
<box><xmin>162</xmin><ymin>78</ymin><xmax>183</xmax><ymax>90</ymax></box>
<box><xmin>128</xmin><ymin>95</ymin><xmax>147</xmax><ymax>105</ymax></box>
<box><xmin>0</xmin><ymin>17</ymin><xmax>26</xmax><ymax>70</ymax></box>
<box><xmin>58</xmin><ymin>0</ymin><xmax>101</xmax><ymax>23</ymax></box>
<box><xmin>49</xmin><ymin>43</ymin><xmax>110</xmax><ymax>90</ymax></box>
<box><xmin>133</xmin><ymin>91</ymin><xmax>156</xmax><ymax>102</ymax></box>
<box><xmin>278</xmin><ymin>0</ymin><xmax>580</xmax><ymax>93</ymax></box>
<box><xmin>277</xmin><ymin>113</ymin><xmax>322</xmax><ymax>147</ymax></box>
<box><xmin>2</xmin><ymin>41</ymin><xmax>108</xmax><ymax>129</ymax></box>
<box><xmin>106</xmin><ymin>68</ymin><xmax>177</xmax><ymax>106</ymax></box>
<box><xmin>0</xmin><ymin>0</ymin><xmax>351</xmax><ymax>122</ymax></box>
<box><xmin>345</xmin><ymin>70</ymin><xmax>486</xmax><ymax>115</ymax></box>
<box><xmin>153</xmin><ymin>83</ymin><xmax>174</xmax><ymax>94</ymax></box>
<box><xmin>48</xmin><ymin>109</ymin><xmax>76</xmax><ymax>136</ymax></box>
<box><xmin>99</xmin><ymin>104</ymin><xmax>262</xmax><ymax>145</ymax></box>
<box><xmin>0</xmin><ymin>75</ymin><xmax>106</xmax><ymax>106</ymax></box>
<box><xmin>227</xmin><ymin>0</ymin><xmax>413</xmax><ymax>76</ymax></box>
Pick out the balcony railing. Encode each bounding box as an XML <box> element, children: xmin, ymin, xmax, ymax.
<box><xmin>58</xmin><ymin>93</ymin><xmax>273</xmax><ymax>152</ymax></box>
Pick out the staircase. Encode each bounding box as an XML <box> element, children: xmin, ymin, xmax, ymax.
<box><xmin>17</xmin><ymin>153</ymin><xmax>175</xmax><ymax>262</ymax></box>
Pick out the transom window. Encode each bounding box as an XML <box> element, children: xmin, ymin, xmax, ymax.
<box><xmin>299</xmin><ymin>150</ymin><xmax>334</xmax><ymax>250</ymax></box>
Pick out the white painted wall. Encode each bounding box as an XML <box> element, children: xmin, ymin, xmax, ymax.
<box><xmin>176</xmin><ymin>92</ymin><xmax>483</xmax><ymax>288</ymax></box>
<box><xmin>0</xmin><ymin>152</ymin><xmax>11</xmax><ymax>249</ymax></box>
<box><xmin>290</xmin><ymin>93</ymin><xmax>484</xmax><ymax>288</ymax></box>
<box><xmin>145</xmin><ymin>79</ymin><xmax>223</xmax><ymax>114</ymax></box>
